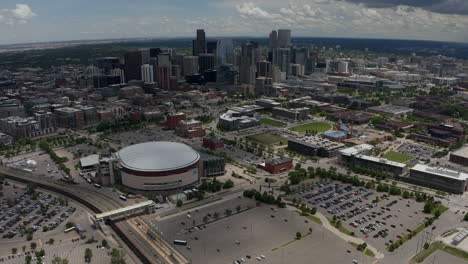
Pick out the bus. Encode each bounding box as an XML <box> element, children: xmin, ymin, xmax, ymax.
<box><xmin>173</xmin><ymin>240</ymin><xmax>187</xmax><ymax>246</ymax></box>
<box><xmin>93</xmin><ymin>184</ymin><xmax>101</xmax><ymax>188</ymax></box>
<box><xmin>119</xmin><ymin>195</ymin><xmax>128</xmax><ymax>201</ymax></box>
<box><xmin>64</xmin><ymin>227</ymin><xmax>75</xmax><ymax>233</ymax></box>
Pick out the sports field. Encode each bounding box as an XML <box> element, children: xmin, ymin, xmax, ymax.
<box><xmin>260</xmin><ymin>118</ymin><xmax>287</xmax><ymax>127</ymax></box>
<box><xmin>288</xmin><ymin>122</ymin><xmax>332</xmax><ymax>134</ymax></box>
<box><xmin>383</xmin><ymin>151</ymin><xmax>415</xmax><ymax>163</ymax></box>
<box><xmin>246</xmin><ymin>132</ymin><xmax>287</xmax><ymax>145</ymax></box>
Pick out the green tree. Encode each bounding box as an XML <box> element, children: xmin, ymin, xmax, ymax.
<box><xmin>48</xmin><ymin>238</ymin><xmax>54</xmax><ymax>245</ymax></box>
<box><xmin>30</xmin><ymin>242</ymin><xmax>36</xmax><ymax>250</ymax></box>
<box><xmin>12</xmin><ymin>248</ymin><xmax>17</xmax><ymax>254</ymax></box>
<box><xmin>25</xmin><ymin>255</ymin><xmax>32</xmax><ymax>264</ymax></box>
<box><xmin>101</xmin><ymin>239</ymin><xmax>108</xmax><ymax>248</ymax></box>
<box><xmin>296</xmin><ymin>232</ymin><xmax>302</xmax><ymax>240</ymax></box>
<box><xmin>464</xmin><ymin>213</ymin><xmax>468</xmax><ymax>221</ymax></box>
<box><xmin>110</xmin><ymin>248</ymin><xmax>127</xmax><ymax>264</ymax></box>
<box><xmin>176</xmin><ymin>200</ymin><xmax>183</xmax><ymax>207</ymax></box>
<box><xmin>84</xmin><ymin>248</ymin><xmax>93</xmax><ymax>263</ymax></box>
<box><xmin>236</xmin><ymin>205</ymin><xmax>241</xmax><ymax>213</ymax></box>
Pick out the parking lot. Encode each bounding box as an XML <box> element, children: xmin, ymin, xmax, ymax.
<box><xmin>398</xmin><ymin>144</ymin><xmax>437</xmax><ymax>161</ymax></box>
<box><xmin>0</xmin><ymin>186</ymin><xmax>76</xmax><ymax>244</ymax></box>
<box><xmin>291</xmin><ymin>181</ymin><xmax>428</xmax><ymax>251</ymax></box>
<box><xmin>153</xmin><ymin>198</ymin><xmax>373</xmax><ymax>264</ymax></box>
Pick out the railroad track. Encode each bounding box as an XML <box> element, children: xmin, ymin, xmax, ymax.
<box><xmin>0</xmin><ymin>167</ymin><xmax>159</xmax><ymax>264</ymax></box>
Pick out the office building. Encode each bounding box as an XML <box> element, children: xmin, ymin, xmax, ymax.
<box><xmin>450</xmin><ymin>146</ymin><xmax>468</xmax><ymax>166</ymax></box>
<box><xmin>203</xmin><ymin>137</ymin><xmax>224</xmax><ymax>150</ymax></box>
<box><xmin>95</xmin><ymin>57</ymin><xmax>120</xmax><ymax>73</ymax></box>
<box><xmin>408</xmin><ymin>164</ymin><xmax>468</xmax><ymax>194</ymax></box>
<box><xmin>124</xmin><ymin>51</ymin><xmax>143</xmax><ymax>82</ymax></box>
<box><xmin>274</xmin><ymin>48</ymin><xmax>291</xmax><ymax>75</ymax></box>
<box><xmin>272</xmin><ymin>107</ymin><xmax>309</xmax><ymax>121</ymax></box>
<box><xmin>110</xmin><ymin>68</ymin><xmax>126</xmax><ymax>84</ymax></box>
<box><xmin>194</xmin><ymin>29</ymin><xmax>206</xmax><ymax>55</ymax></box>
<box><xmin>199</xmin><ymin>152</ymin><xmax>225</xmax><ymax>178</ymax></box>
<box><xmin>157</xmin><ymin>65</ymin><xmax>171</xmax><ymax>90</ymax></box>
<box><xmin>198</xmin><ymin>54</ymin><xmax>215</xmax><ymax>74</ymax></box>
<box><xmin>339</xmin><ymin>145</ymin><xmax>406</xmax><ymax>177</ymax></box>
<box><xmin>141</xmin><ymin>64</ymin><xmax>154</xmax><ymax>83</ymax></box>
<box><xmin>269</xmin><ymin>30</ymin><xmax>279</xmax><ymax>50</ymax></box>
<box><xmin>218</xmin><ymin>109</ymin><xmax>260</xmax><ymax>131</ymax></box>
<box><xmin>165</xmin><ymin>112</ymin><xmax>186</xmax><ymax>130</ymax></box>
<box><xmin>175</xmin><ymin>120</ymin><xmax>206</xmax><ymax>138</ymax></box>
<box><xmin>183</xmin><ymin>56</ymin><xmax>199</xmax><ymax>75</ymax></box>
<box><xmin>255</xmin><ymin>99</ymin><xmax>281</xmax><ymax>109</ymax></box>
<box><xmin>258</xmin><ymin>157</ymin><xmax>293</xmax><ymax>174</ymax></box>
<box><xmin>255</xmin><ymin>77</ymin><xmax>274</xmax><ymax>96</ymax></box>
<box><xmin>216</xmin><ymin>39</ymin><xmax>234</xmax><ymax>65</ymax></box>
<box><xmin>277</xmin><ymin>29</ymin><xmax>291</xmax><ymax>48</ymax></box>
<box><xmin>240</xmin><ymin>42</ymin><xmax>259</xmax><ymax>85</ymax></box>
<box><xmin>257</xmin><ymin>60</ymin><xmax>272</xmax><ymax>78</ymax></box>
<box><xmin>288</xmin><ymin>135</ymin><xmax>344</xmax><ymax>157</ymax></box>
<box><xmin>54</xmin><ymin>107</ymin><xmax>85</xmax><ymax>129</ymax></box>
<box><xmin>207</xmin><ymin>40</ymin><xmax>217</xmax><ymax>54</ymax></box>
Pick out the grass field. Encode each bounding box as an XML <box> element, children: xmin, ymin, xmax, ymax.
<box><xmin>260</xmin><ymin>118</ymin><xmax>287</xmax><ymax>127</ymax></box>
<box><xmin>288</xmin><ymin>122</ymin><xmax>332</xmax><ymax>134</ymax></box>
<box><xmin>246</xmin><ymin>133</ymin><xmax>287</xmax><ymax>145</ymax></box>
<box><xmin>412</xmin><ymin>241</ymin><xmax>468</xmax><ymax>263</ymax></box>
<box><xmin>383</xmin><ymin>151</ymin><xmax>415</xmax><ymax>163</ymax></box>
<box><xmin>307</xmin><ymin>215</ymin><xmax>323</xmax><ymax>225</ymax></box>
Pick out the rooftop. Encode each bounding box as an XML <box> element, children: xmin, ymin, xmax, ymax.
<box><xmin>117</xmin><ymin>141</ymin><xmax>200</xmax><ymax>172</ymax></box>
<box><xmin>368</xmin><ymin>104</ymin><xmax>414</xmax><ymax>115</ymax></box>
<box><xmin>411</xmin><ymin>164</ymin><xmax>468</xmax><ymax>181</ymax></box>
<box><xmin>452</xmin><ymin>146</ymin><xmax>468</xmax><ymax>158</ymax></box>
<box><xmin>339</xmin><ymin>144</ymin><xmax>374</xmax><ymax>156</ymax></box>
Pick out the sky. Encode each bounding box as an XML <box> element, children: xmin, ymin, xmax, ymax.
<box><xmin>0</xmin><ymin>0</ymin><xmax>468</xmax><ymax>45</ymax></box>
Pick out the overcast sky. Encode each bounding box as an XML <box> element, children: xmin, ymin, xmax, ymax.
<box><xmin>1</xmin><ymin>0</ymin><xmax>467</xmax><ymax>45</ymax></box>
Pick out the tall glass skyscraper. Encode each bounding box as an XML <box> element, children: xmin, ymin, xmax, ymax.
<box><xmin>216</xmin><ymin>38</ymin><xmax>234</xmax><ymax>65</ymax></box>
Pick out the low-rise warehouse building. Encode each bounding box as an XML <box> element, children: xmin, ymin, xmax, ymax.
<box><xmin>408</xmin><ymin>164</ymin><xmax>468</xmax><ymax>194</ymax></box>
<box><xmin>258</xmin><ymin>157</ymin><xmax>293</xmax><ymax>174</ymax></box>
<box><xmin>272</xmin><ymin>107</ymin><xmax>309</xmax><ymax>121</ymax></box>
<box><xmin>368</xmin><ymin>104</ymin><xmax>414</xmax><ymax>116</ymax></box>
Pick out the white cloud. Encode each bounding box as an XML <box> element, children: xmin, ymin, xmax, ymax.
<box><xmin>0</xmin><ymin>4</ymin><xmax>36</xmax><ymax>25</ymax></box>
<box><xmin>229</xmin><ymin>1</ymin><xmax>468</xmax><ymax>42</ymax></box>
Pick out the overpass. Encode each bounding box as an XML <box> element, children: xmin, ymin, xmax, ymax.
<box><xmin>93</xmin><ymin>200</ymin><xmax>157</xmax><ymax>225</ymax></box>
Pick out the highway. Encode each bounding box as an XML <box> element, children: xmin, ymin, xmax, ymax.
<box><xmin>0</xmin><ymin>166</ymin><xmax>188</xmax><ymax>264</ymax></box>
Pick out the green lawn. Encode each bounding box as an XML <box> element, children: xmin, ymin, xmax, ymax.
<box><xmin>246</xmin><ymin>133</ymin><xmax>287</xmax><ymax>145</ymax></box>
<box><xmin>382</xmin><ymin>151</ymin><xmax>415</xmax><ymax>163</ymax></box>
<box><xmin>307</xmin><ymin>215</ymin><xmax>323</xmax><ymax>225</ymax></box>
<box><xmin>260</xmin><ymin>118</ymin><xmax>287</xmax><ymax>127</ymax></box>
<box><xmin>288</xmin><ymin>122</ymin><xmax>332</xmax><ymax>134</ymax></box>
<box><xmin>412</xmin><ymin>241</ymin><xmax>468</xmax><ymax>263</ymax></box>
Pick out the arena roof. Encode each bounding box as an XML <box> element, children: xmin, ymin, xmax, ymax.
<box><xmin>117</xmin><ymin>141</ymin><xmax>200</xmax><ymax>172</ymax></box>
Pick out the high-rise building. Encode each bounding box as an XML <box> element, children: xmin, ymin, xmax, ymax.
<box><xmin>293</xmin><ymin>47</ymin><xmax>309</xmax><ymax>65</ymax></box>
<box><xmin>239</xmin><ymin>42</ymin><xmax>259</xmax><ymax>85</ymax></box>
<box><xmin>199</xmin><ymin>54</ymin><xmax>215</xmax><ymax>73</ymax></box>
<box><xmin>157</xmin><ymin>65</ymin><xmax>171</xmax><ymax>90</ymax></box>
<box><xmin>195</xmin><ymin>29</ymin><xmax>206</xmax><ymax>55</ymax></box>
<box><xmin>149</xmin><ymin>48</ymin><xmax>163</xmax><ymax>58</ymax></box>
<box><xmin>256</xmin><ymin>60</ymin><xmax>272</xmax><ymax>78</ymax></box>
<box><xmin>274</xmin><ymin>48</ymin><xmax>291</xmax><ymax>75</ymax></box>
<box><xmin>141</xmin><ymin>64</ymin><xmax>154</xmax><ymax>83</ymax></box>
<box><xmin>255</xmin><ymin>77</ymin><xmax>273</xmax><ymax>96</ymax></box>
<box><xmin>269</xmin><ymin>30</ymin><xmax>278</xmax><ymax>50</ymax></box>
<box><xmin>216</xmin><ymin>39</ymin><xmax>234</xmax><ymax>65</ymax></box>
<box><xmin>207</xmin><ymin>40</ymin><xmax>217</xmax><ymax>54</ymax></box>
<box><xmin>338</xmin><ymin>61</ymin><xmax>349</xmax><ymax>73</ymax></box>
<box><xmin>110</xmin><ymin>68</ymin><xmax>126</xmax><ymax>84</ymax></box>
<box><xmin>277</xmin><ymin>29</ymin><xmax>291</xmax><ymax>48</ymax></box>
<box><xmin>124</xmin><ymin>51</ymin><xmax>143</xmax><ymax>82</ymax></box>
<box><xmin>183</xmin><ymin>56</ymin><xmax>199</xmax><ymax>75</ymax></box>
<box><xmin>95</xmin><ymin>57</ymin><xmax>120</xmax><ymax>74</ymax></box>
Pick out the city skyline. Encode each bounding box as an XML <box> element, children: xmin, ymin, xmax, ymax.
<box><xmin>0</xmin><ymin>0</ymin><xmax>467</xmax><ymax>45</ymax></box>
